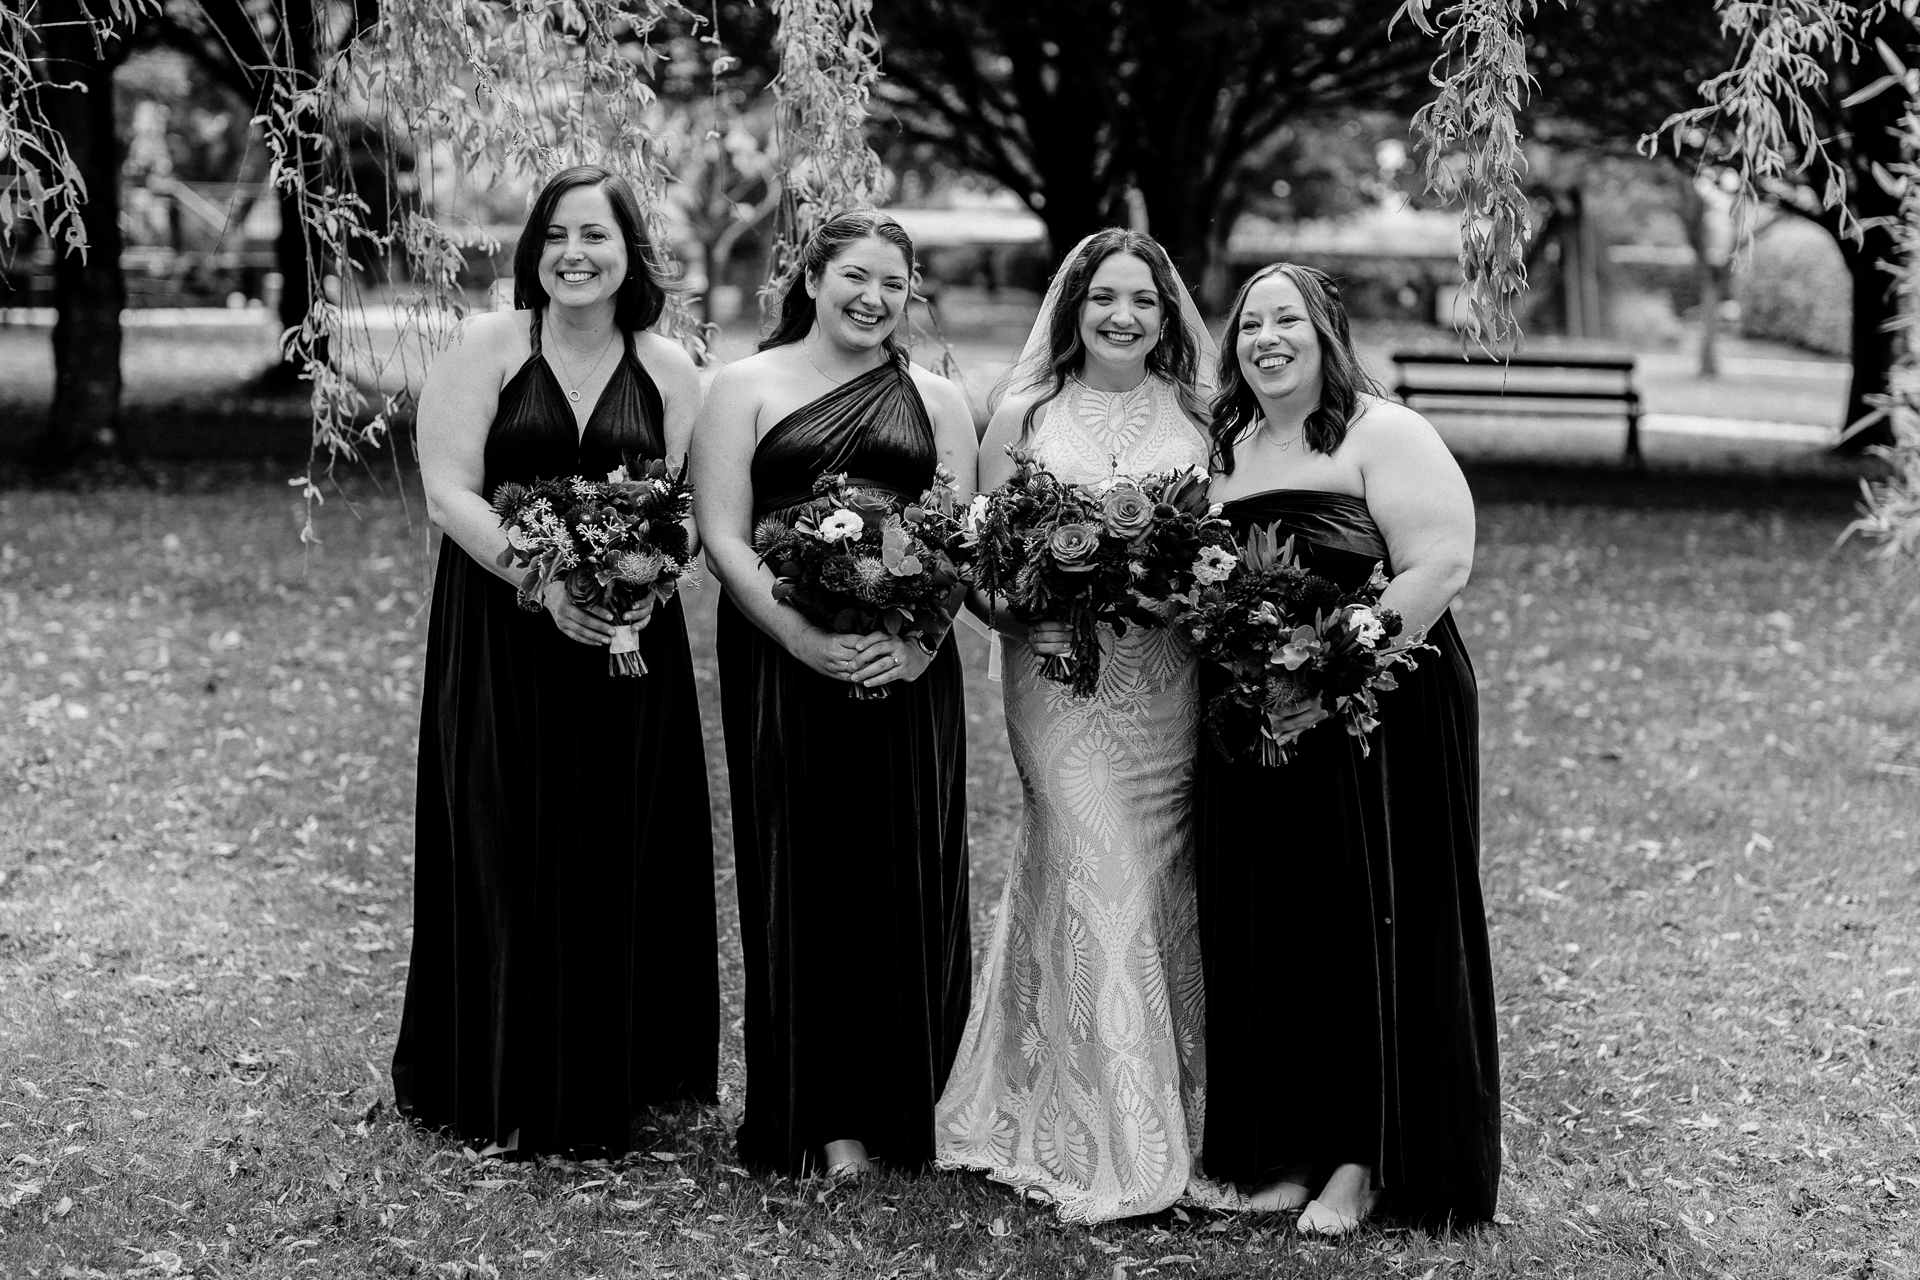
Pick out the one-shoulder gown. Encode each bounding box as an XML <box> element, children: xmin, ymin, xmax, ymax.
<box><xmin>1193</xmin><ymin>490</ymin><xmax>1499</xmax><ymax>1226</ymax></box>
<box><xmin>718</xmin><ymin>356</ymin><xmax>971</xmax><ymax>1176</ymax></box>
<box><xmin>393</xmin><ymin>316</ymin><xmax>718</xmax><ymax>1156</ymax></box>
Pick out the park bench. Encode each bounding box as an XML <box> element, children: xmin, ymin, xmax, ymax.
<box><xmin>1390</xmin><ymin>350</ymin><xmax>1644</xmax><ymax>465</ymax></box>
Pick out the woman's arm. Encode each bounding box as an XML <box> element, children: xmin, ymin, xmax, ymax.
<box><xmin>418</xmin><ymin>315</ymin><xmax>521</xmax><ymax>589</ymax></box>
<box><xmin>1352</xmin><ymin>401</ymin><xmax>1476</xmax><ymax>639</ymax></box>
<box><xmin>691</xmin><ymin>362</ymin><xmax>865</xmax><ymax>681</ymax></box>
<box><xmin>637</xmin><ymin>331</ymin><xmax>707</xmax><ymax>558</ymax></box>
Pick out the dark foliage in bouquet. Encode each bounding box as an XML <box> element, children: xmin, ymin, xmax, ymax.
<box><xmin>1181</xmin><ymin>522</ymin><xmax>1429</xmax><ymax>766</ymax></box>
<box><xmin>962</xmin><ymin>448</ymin><xmax>1234</xmax><ymax>697</ymax></box>
<box><xmin>490</xmin><ymin>456</ymin><xmax>697</xmax><ymax>677</ymax></box>
<box><xmin>753</xmin><ymin>466</ymin><xmax>965</xmax><ymax>700</ymax></box>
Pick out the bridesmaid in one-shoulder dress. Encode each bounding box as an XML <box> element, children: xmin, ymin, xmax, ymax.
<box><xmin>1196</xmin><ymin>264</ymin><xmax>1498</xmax><ymax>1234</ymax></box>
<box><xmin>394</xmin><ymin>167</ymin><xmax>716</xmax><ymax>1158</ymax></box>
<box><xmin>693</xmin><ymin>211</ymin><xmax>980</xmax><ymax>1177</ymax></box>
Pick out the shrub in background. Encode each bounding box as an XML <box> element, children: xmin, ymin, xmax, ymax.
<box><xmin>1736</xmin><ymin>219</ymin><xmax>1851</xmax><ymax>356</ymax></box>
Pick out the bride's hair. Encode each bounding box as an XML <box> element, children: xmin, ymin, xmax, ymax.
<box><xmin>1210</xmin><ymin>263</ymin><xmax>1381</xmax><ymax>473</ymax></box>
<box><xmin>1015</xmin><ymin>229</ymin><xmax>1206</xmax><ymax>440</ymax></box>
<box><xmin>759</xmin><ymin>210</ymin><xmax>918</xmax><ymax>357</ymax></box>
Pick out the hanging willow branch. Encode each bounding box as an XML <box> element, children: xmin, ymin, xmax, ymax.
<box><xmin>1396</xmin><ymin>0</ymin><xmax>1562</xmax><ymax>353</ymax></box>
<box><xmin>759</xmin><ymin>0</ymin><xmax>888</xmax><ymax>316</ymax></box>
<box><xmin>1</xmin><ymin>0</ymin><xmax>151</xmax><ymax>258</ymax></box>
<box><xmin>1645</xmin><ymin>1</ymin><xmax>1899</xmax><ymax>240</ymax></box>
<box><xmin>258</xmin><ymin>0</ymin><xmax>706</xmax><ymax>540</ymax></box>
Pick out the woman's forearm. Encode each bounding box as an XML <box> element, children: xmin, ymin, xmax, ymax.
<box><xmin>965</xmin><ymin>588</ymin><xmax>1028</xmax><ymax>638</ymax></box>
<box><xmin>1377</xmin><ymin>560</ymin><xmax>1470</xmax><ymax>641</ymax></box>
<box><xmin>428</xmin><ymin>487</ymin><xmax>524</xmax><ymax>590</ymax></box>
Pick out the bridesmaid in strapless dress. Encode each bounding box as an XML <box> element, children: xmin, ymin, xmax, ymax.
<box><xmin>396</xmin><ymin>166</ymin><xmax>716</xmax><ymax>1158</ymax></box>
<box><xmin>693</xmin><ymin>211</ymin><xmax>980</xmax><ymax>1178</ymax></box>
<box><xmin>1195</xmin><ymin>264</ymin><xmax>1498</xmax><ymax>1233</ymax></box>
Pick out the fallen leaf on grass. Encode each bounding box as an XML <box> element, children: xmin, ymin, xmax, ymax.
<box><xmin>988</xmin><ymin>1217</ymin><xmax>1010</xmax><ymax>1237</ymax></box>
<box><xmin>50</xmin><ymin>1194</ymin><xmax>72</xmax><ymax>1217</ymax></box>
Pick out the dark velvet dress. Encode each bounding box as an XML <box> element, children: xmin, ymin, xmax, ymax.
<box><xmin>393</xmin><ymin>316</ymin><xmax>718</xmax><ymax>1157</ymax></box>
<box><xmin>1193</xmin><ymin>490</ymin><xmax>1499</xmax><ymax>1226</ymax></box>
<box><xmin>718</xmin><ymin>356</ymin><xmax>971</xmax><ymax>1176</ymax></box>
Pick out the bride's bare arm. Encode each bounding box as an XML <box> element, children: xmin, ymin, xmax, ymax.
<box><xmin>964</xmin><ymin>392</ymin><xmax>1070</xmax><ymax>654</ymax></box>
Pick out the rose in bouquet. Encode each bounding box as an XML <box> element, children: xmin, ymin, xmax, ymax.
<box><xmin>960</xmin><ymin>449</ymin><xmax>1234</xmax><ymax>697</ymax></box>
<box><xmin>753</xmin><ymin>466</ymin><xmax>965</xmax><ymax>700</ymax></box>
<box><xmin>490</xmin><ymin>456</ymin><xmax>697</xmax><ymax>677</ymax></box>
<box><xmin>1180</xmin><ymin>521</ymin><xmax>1429</xmax><ymax>765</ymax></box>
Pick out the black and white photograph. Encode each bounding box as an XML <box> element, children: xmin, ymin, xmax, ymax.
<box><xmin>2</xmin><ymin>1</ymin><xmax>1917</xmax><ymax>1276</ymax></box>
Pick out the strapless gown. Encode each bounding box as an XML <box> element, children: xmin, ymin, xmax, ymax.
<box><xmin>1192</xmin><ymin>489</ymin><xmax>1499</xmax><ymax>1226</ymax></box>
<box><xmin>394</xmin><ymin>317</ymin><xmax>718</xmax><ymax>1156</ymax></box>
<box><xmin>717</xmin><ymin>356</ymin><xmax>971</xmax><ymax>1176</ymax></box>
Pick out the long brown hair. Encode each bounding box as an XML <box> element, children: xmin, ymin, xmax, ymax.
<box><xmin>759</xmin><ymin>210</ymin><xmax>917</xmax><ymax>358</ymax></box>
<box><xmin>1210</xmin><ymin>263</ymin><xmax>1381</xmax><ymax>473</ymax></box>
<box><xmin>513</xmin><ymin>165</ymin><xmax>671</xmax><ymax>332</ymax></box>
<box><xmin>1015</xmin><ymin>229</ymin><xmax>1207</xmax><ymax>440</ymax></box>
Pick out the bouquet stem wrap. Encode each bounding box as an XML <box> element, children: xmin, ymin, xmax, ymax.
<box><xmin>607</xmin><ymin>624</ymin><xmax>647</xmax><ymax>678</ymax></box>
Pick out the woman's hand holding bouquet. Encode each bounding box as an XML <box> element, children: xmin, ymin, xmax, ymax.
<box><xmin>754</xmin><ymin>467</ymin><xmax>966</xmax><ymax>699</ymax></box>
<box><xmin>1179</xmin><ymin>522</ymin><xmax>1430</xmax><ymax>765</ymax></box>
<box><xmin>960</xmin><ymin>449</ymin><xmax>1234</xmax><ymax>697</ymax></box>
<box><xmin>491</xmin><ymin>457</ymin><xmax>698</xmax><ymax>677</ymax></box>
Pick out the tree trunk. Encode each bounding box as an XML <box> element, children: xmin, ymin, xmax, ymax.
<box><xmin>1837</xmin><ymin>226</ymin><xmax>1901</xmax><ymax>451</ymax></box>
<box><xmin>36</xmin><ymin>3</ymin><xmax>127</xmax><ymax>463</ymax></box>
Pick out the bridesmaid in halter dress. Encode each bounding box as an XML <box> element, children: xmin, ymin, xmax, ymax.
<box><xmin>694</xmin><ymin>211</ymin><xmax>979</xmax><ymax>1178</ymax></box>
<box><xmin>934</xmin><ymin>229</ymin><xmax>1215</xmax><ymax>1222</ymax></box>
<box><xmin>395</xmin><ymin>166</ymin><xmax>717</xmax><ymax>1157</ymax></box>
<box><xmin>1196</xmin><ymin>263</ymin><xmax>1498</xmax><ymax>1234</ymax></box>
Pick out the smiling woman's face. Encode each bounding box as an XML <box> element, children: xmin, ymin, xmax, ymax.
<box><xmin>1234</xmin><ymin>271</ymin><xmax>1323</xmax><ymax>407</ymax></box>
<box><xmin>806</xmin><ymin>236</ymin><xmax>912</xmax><ymax>353</ymax></box>
<box><xmin>1076</xmin><ymin>252</ymin><xmax>1163</xmax><ymax>374</ymax></box>
<box><xmin>537</xmin><ymin>185</ymin><xmax>629</xmax><ymax>312</ymax></box>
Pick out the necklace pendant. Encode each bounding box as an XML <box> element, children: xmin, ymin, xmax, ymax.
<box><xmin>568</xmin><ymin>389</ymin><xmax>582</xmax><ymax>403</ymax></box>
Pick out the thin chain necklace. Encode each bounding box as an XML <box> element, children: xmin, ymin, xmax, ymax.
<box><xmin>1259</xmin><ymin>416</ymin><xmax>1306</xmax><ymax>451</ymax></box>
<box><xmin>803</xmin><ymin>336</ymin><xmax>876</xmax><ymax>387</ymax></box>
<box><xmin>544</xmin><ymin>318</ymin><xmax>620</xmax><ymax>405</ymax></box>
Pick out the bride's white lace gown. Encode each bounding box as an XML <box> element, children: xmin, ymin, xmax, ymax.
<box><xmin>935</xmin><ymin>373</ymin><xmax>1209</xmax><ymax>1222</ymax></box>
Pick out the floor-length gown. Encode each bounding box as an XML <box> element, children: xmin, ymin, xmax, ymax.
<box><xmin>935</xmin><ymin>375</ymin><xmax>1210</xmax><ymax>1222</ymax></box>
<box><xmin>718</xmin><ymin>355</ymin><xmax>971</xmax><ymax>1177</ymax></box>
<box><xmin>1193</xmin><ymin>489</ymin><xmax>1499</xmax><ymax>1226</ymax></box>
<box><xmin>393</xmin><ymin>317</ymin><xmax>718</xmax><ymax>1156</ymax></box>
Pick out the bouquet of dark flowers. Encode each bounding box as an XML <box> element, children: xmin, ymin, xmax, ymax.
<box><xmin>491</xmin><ymin>456</ymin><xmax>697</xmax><ymax>677</ymax></box>
<box><xmin>1179</xmin><ymin>521</ymin><xmax>1429</xmax><ymax>766</ymax></box>
<box><xmin>753</xmin><ymin>466</ymin><xmax>965</xmax><ymax>700</ymax></box>
<box><xmin>961</xmin><ymin>449</ymin><xmax>1235</xmax><ymax>697</ymax></box>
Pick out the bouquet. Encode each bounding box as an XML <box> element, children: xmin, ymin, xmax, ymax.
<box><xmin>491</xmin><ymin>457</ymin><xmax>697</xmax><ymax>677</ymax></box>
<box><xmin>753</xmin><ymin>467</ymin><xmax>965</xmax><ymax>699</ymax></box>
<box><xmin>962</xmin><ymin>449</ymin><xmax>1235</xmax><ymax>697</ymax></box>
<box><xmin>1179</xmin><ymin>521</ymin><xmax>1428</xmax><ymax>766</ymax></box>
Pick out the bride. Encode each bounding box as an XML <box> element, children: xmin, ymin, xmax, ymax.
<box><xmin>935</xmin><ymin>229</ymin><xmax>1216</xmax><ymax>1222</ymax></box>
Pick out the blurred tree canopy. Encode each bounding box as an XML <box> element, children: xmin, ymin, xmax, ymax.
<box><xmin>871</xmin><ymin>1</ymin><xmax>1432</xmax><ymax>302</ymax></box>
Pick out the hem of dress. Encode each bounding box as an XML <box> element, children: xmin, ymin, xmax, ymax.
<box><xmin>934</xmin><ymin>1153</ymin><xmax>1188</xmax><ymax>1225</ymax></box>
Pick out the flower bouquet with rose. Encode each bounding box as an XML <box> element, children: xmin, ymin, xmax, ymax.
<box><xmin>753</xmin><ymin>466</ymin><xmax>965</xmax><ymax>700</ymax></box>
<box><xmin>1179</xmin><ymin>521</ymin><xmax>1429</xmax><ymax>766</ymax></box>
<box><xmin>961</xmin><ymin>449</ymin><xmax>1234</xmax><ymax>698</ymax></box>
<box><xmin>490</xmin><ymin>456</ymin><xmax>697</xmax><ymax>677</ymax></box>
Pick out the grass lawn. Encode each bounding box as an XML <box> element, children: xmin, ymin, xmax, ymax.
<box><xmin>1</xmin><ymin>477</ymin><xmax>1917</xmax><ymax>1279</ymax></box>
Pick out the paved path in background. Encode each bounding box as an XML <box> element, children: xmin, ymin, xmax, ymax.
<box><xmin>0</xmin><ymin>309</ymin><xmax>1868</xmax><ymax>475</ymax></box>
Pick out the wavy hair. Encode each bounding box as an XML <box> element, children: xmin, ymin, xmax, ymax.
<box><xmin>759</xmin><ymin>210</ymin><xmax>917</xmax><ymax>357</ymax></box>
<box><xmin>1210</xmin><ymin>262</ymin><xmax>1381</xmax><ymax>472</ymax></box>
<box><xmin>1015</xmin><ymin>229</ymin><xmax>1206</xmax><ymax>440</ymax></box>
<box><xmin>513</xmin><ymin>165</ymin><xmax>672</xmax><ymax>332</ymax></box>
